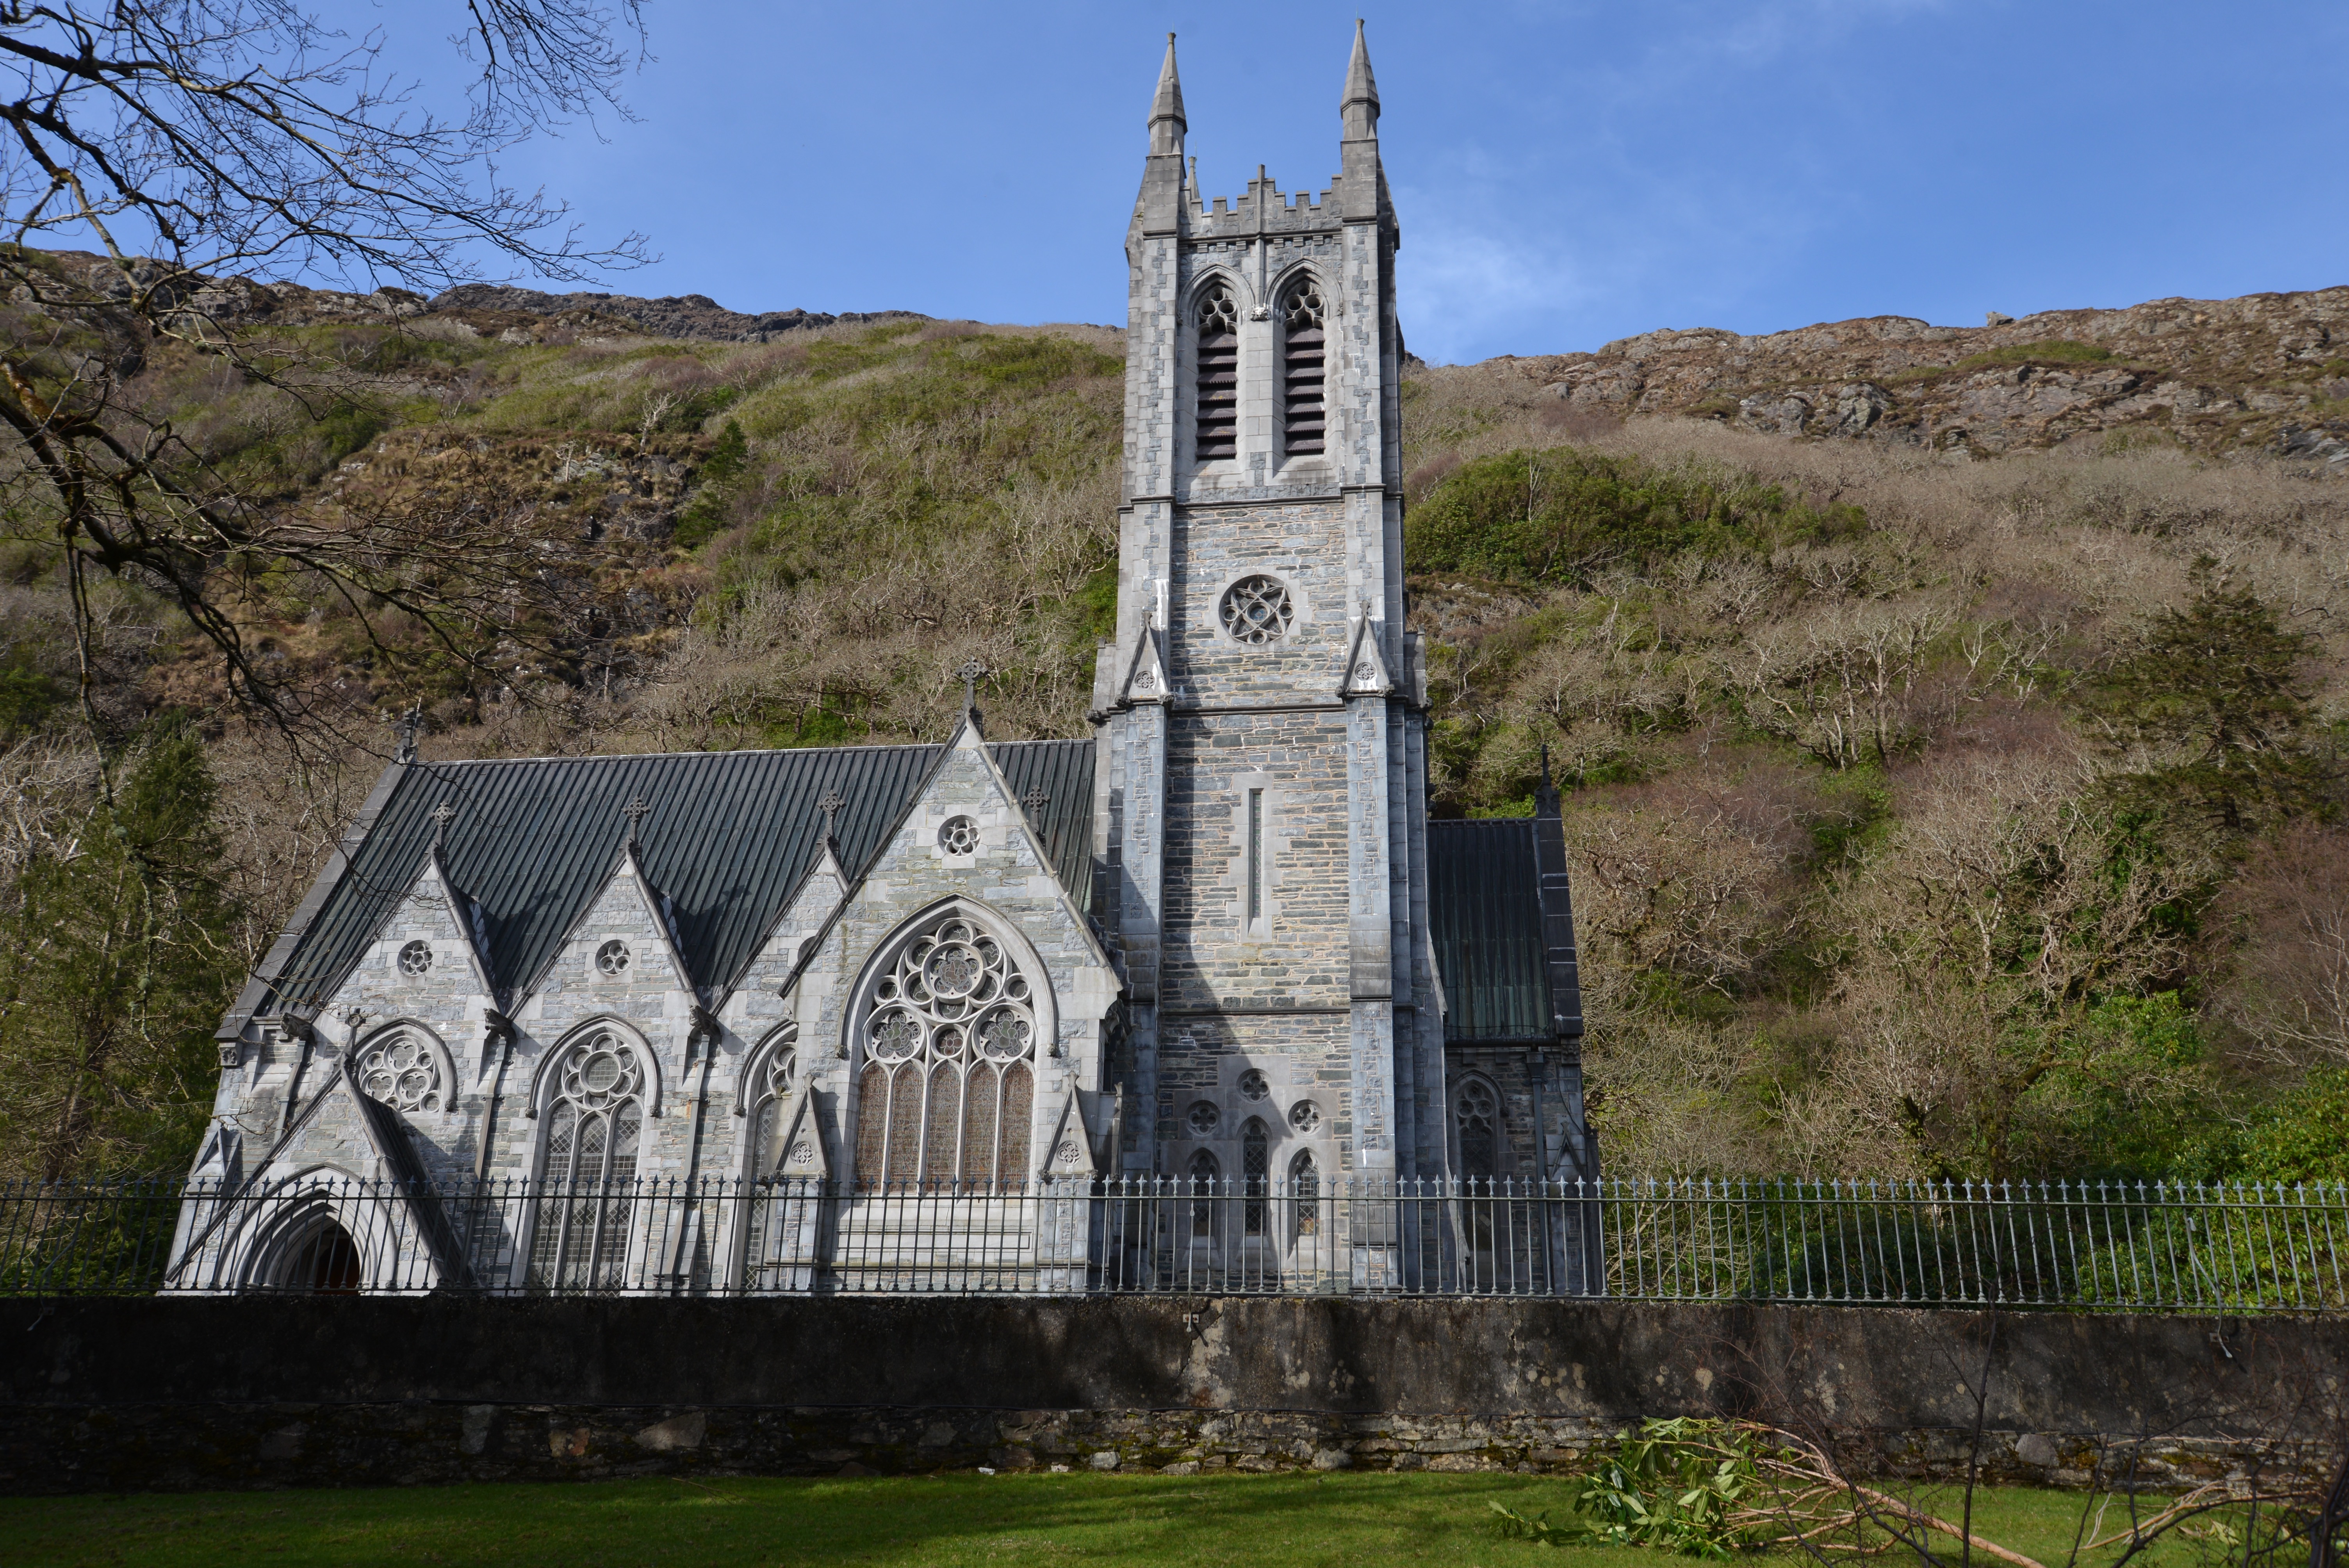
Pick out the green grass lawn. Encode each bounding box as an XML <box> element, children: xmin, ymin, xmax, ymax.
<box><xmin>0</xmin><ymin>1474</ymin><xmax>2228</xmax><ymax>1568</ymax></box>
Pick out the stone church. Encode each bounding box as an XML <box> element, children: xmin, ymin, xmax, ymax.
<box><xmin>172</xmin><ymin>26</ymin><xmax>1596</xmax><ymax>1295</ymax></box>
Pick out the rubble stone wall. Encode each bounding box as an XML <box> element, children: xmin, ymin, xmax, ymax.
<box><xmin>5</xmin><ymin>1297</ymin><xmax>2342</xmax><ymax>1495</ymax></box>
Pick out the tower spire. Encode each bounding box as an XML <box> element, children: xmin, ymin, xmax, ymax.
<box><xmin>1341</xmin><ymin>19</ymin><xmax>1380</xmax><ymax>140</ymax></box>
<box><xmin>1149</xmin><ymin>32</ymin><xmax>1186</xmax><ymax>155</ymax></box>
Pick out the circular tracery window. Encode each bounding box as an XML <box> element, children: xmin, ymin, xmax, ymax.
<box><xmin>565</xmin><ymin>1034</ymin><xmax>643</xmax><ymax>1110</ymax></box>
<box><xmin>1187</xmin><ymin>1101</ymin><xmax>1221</xmax><ymax>1137</ymax></box>
<box><xmin>357</xmin><ymin>1033</ymin><xmax>442</xmax><ymax>1112</ymax></box>
<box><xmin>869</xmin><ymin>918</ymin><xmax>1034</xmax><ymax>1064</ymax></box>
<box><xmin>938</xmin><ymin>815</ymin><xmax>980</xmax><ymax>855</ymax></box>
<box><xmin>1219</xmin><ymin>576</ymin><xmax>1295</xmax><ymax>646</ymax></box>
<box><xmin>1288</xmin><ymin>1099</ymin><xmax>1322</xmax><ymax>1134</ymax></box>
<box><xmin>396</xmin><ymin>940</ymin><xmax>432</xmax><ymax>976</ymax></box>
<box><xmin>595</xmin><ymin>939</ymin><xmax>631</xmax><ymax>977</ymax></box>
<box><xmin>1237</xmin><ymin>1069</ymin><xmax>1270</xmax><ymax>1102</ymax></box>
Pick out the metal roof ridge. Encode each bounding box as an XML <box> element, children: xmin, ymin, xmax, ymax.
<box><xmin>399</xmin><ymin>739</ymin><xmax>1080</xmax><ymax>769</ymax></box>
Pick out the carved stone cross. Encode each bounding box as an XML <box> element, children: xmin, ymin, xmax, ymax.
<box><xmin>818</xmin><ymin>788</ymin><xmax>845</xmax><ymax>841</ymax></box>
<box><xmin>430</xmin><ymin>799</ymin><xmax>458</xmax><ymax>850</ymax></box>
<box><xmin>956</xmin><ymin>657</ymin><xmax>987</xmax><ymax>710</ymax></box>
<box><xmin>1021</xmin><ymin>786</ymin><xmax>1050</xmax><ymax>813</ymax></box>
<box><xmin>622</xmin><ymin>795</ymin><xmax>652</xmax><ymax>846</ymax></box>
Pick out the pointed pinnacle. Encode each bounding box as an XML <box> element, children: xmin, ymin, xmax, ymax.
<box><xmin>1149</xmin><ymin>31</ymin><xmax>1186</xmax><ymax>155</ymax></box>
<box><xmin>1342</xmin><ymin>18</ymin><xmax>1380</xmax><ymax>136</ymax></box>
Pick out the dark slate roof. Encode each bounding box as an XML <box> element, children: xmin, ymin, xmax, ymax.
<box><xmin>259</xmin><ymin>739</ymin><xmax>1095</xmax><ymax>1014</ymax></box>
<box><xmin>1427</xmin><ymin>819</ymin><xmax>1551</xmax><ymax>1042</ymax></box>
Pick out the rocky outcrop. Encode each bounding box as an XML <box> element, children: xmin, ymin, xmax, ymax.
<box><xmin>425</xmin><ymin>283</ymin><xmax>926</xmax><ymax>343</ymax></box>
<box><xmin>1491</xmin><ymin>287</ymin><xmax>2349</xmax><ymax>470</ymax></box>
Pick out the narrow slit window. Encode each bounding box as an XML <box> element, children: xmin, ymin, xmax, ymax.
<box><xmin>1246</xmin><ymin>788</ymin><xmax>1264</xmax><ymax>926</ymax></box>
<box><xmin>1279</xmin><ymin>278</ymin><xmax>1326</xmax><ymax>455</ymax></box>
<box><xmin>1194</xmin><ymin>282</ymin><xmax>1239</xmax><ymax>461</ymax></box>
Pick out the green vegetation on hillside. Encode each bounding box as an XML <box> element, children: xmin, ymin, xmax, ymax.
<box><xmin>1</xmin><ymin>288</ymin><xmax>2345</xmax><ymax>1185</ymax></box>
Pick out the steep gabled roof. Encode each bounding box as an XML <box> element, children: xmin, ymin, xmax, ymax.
<box><xmin>1427</xmin><ymin>808</ymin><xmax>1584</xmax><ymax>1045</ymax></box>
<box><xmin>252</xmin><ymin>741</ymin><xmax>1095</xmax><ymax>1017</ymax></box>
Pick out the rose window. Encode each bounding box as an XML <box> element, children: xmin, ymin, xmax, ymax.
<box><xmin>594</xmin><ymin>939</ymin><xmax>631</xmax><ymax>977</ymax></box>
<box><xmin>397</xmin><ymin>940</ymin><xmax>433</xmax><ymax>976</ymax></box>
<box><xmin>1237</xmin><ymin>1069</ymin><xmax>1269</xmax><ymax>1102</ymax></box>
<box><xmin>1219</xmin><ymin>576</ymin><xmax>1295</xmax><ymax>646</ymax></box>
<box><xmin>356</xmin><ymin>1033</ymin><xmax>441</xmax><ymax>1112</ymax></box>
<box><xmin>1187</xmin><ymin>1101</ymin><xmax>1221</xmax><ymax>1137</ymax></box>
<box><xmin>1288</xmin><ymin>1099</ymin><xmax>1322</xmax><ymax>1134</ymax></box>
<box><xmin>855</xmin><ymin>913</ymin><xmax>1037</xmax><ymax>1190</ymax></box>
<box><xmin>565</xmin><ymin>1037</ymin><xmax>643</xmax><ymax>1109</ymax></box>
<box><xmin>938</xmin><ymin>815</ymin><xmax>980</xmax><ymax>855</ymax></box>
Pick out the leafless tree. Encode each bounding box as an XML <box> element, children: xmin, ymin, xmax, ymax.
<box><xmin>0</xmin><ymin>0</ymin><xmax>651</xmax><ymax>754</ymax></box>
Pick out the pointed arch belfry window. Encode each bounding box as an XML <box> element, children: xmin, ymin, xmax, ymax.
<box><xmin>1279</xmin><ymin>276</ymin><xmax>1326</xmax><ymax>456</ymax></box>
<box><xmin>853</xmin><ymin>912</ymin><xmax>1037</xmax><ymax>1190</ymax></box>
<box><xmin>529</xmin><ymin>1031</ymin><xmax>645</xmax><ymax>1291</ymax></box>
<box><xmin>1193</xmin><ymin>281</ymin><xmax>1239</xmax><ymax>461</ymax></box>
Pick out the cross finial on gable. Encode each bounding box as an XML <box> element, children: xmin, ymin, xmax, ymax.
<box><xmin>817</xmin><ymin>788</ymin><xmax>844</xmax><ymax>842</ymax></box>
<box><xmin>430</xmin><ymin>799</ymin><xmax>458</xmax><ymax>851</ymax></box>
<box><xmin>622</xmin><ymin>795</ymin><xmax>652</xmax><ymax>848</ymax></box>
<box><xmin>955</xmin><ymin>657</ymin><xmax>987</xmax><ymax>713</ymax></box>
<box><xmin>1021</xmin><ymin>785</ymin><xmax>1050</xmax><ymax>813</ymax></box>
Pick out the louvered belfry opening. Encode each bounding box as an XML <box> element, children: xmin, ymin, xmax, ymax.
<box><xmin>1280</xmin><ymin>278</ymin><xmax>1326</xmax><ymax>455</ymax></box>
<box><xmin>1193</xmin><ymin>282</ymin><xmax>1239</xmax><ymax>460</ymax></box>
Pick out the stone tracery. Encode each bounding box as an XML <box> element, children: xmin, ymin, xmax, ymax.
<box><xmin>853</xmin><ymin>913</ymin><xmax>1037</xmax><ymax>1189</ymax></box>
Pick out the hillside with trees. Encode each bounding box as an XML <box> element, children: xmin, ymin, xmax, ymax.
<box><xmin>2</xmin><ymin>267</ymin><xmax>2343</xmax><ymax>1183</ymax></box>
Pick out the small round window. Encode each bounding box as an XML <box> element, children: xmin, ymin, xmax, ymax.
<box><xmin>1288</xmin><ymin>1099</ymin><xmax>1322</xmax><ymax>1134</ymax></box>
<box><xmin>1186</xmin><ymin>1101</ymin><xmax>1221</xmax><ymax>1137</ymax></box>
<box><xmin>938</xmin><ymin>816</ymin><xmax>980</xmax><ymax>855</ymax></box>
<box><xmin>595</xmin><ymin>939</ymin><xmax>632</xmax><ymax>977</ymax></box>
<box><xmin>1219</xmin><ymin>576</ymin><xmax>1295</xmax><ymax>646</ymax></box>
<box><xmin>1237</xmin><ymin>1069</ymin><xmax>1270</xmax><ymax>1102</ymax></box>
<box><xmin>396</xmin><ymin>940</ymin><xmax>433</xmax><ymax>976</ymax></box>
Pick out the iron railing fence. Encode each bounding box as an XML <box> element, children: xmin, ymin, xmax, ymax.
<box><xmin>3</xmin><ymin>1175</ymin><xmax>2345</xmax><ymax>1310</ymax></box>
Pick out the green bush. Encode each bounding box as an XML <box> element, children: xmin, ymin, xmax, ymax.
<box><xmin>1404</xmin><ymin>447</ymin><xmax>1865</xmax><ymax>586</ymax></box>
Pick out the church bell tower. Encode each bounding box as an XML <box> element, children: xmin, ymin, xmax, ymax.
<box><xmin>1092</xmin><ymin>25</ymin><xmax>1444</xmax><ymax>1188</ymax></box>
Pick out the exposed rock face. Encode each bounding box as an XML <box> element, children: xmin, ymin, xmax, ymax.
<box><xmin>7</xmin><ymin>251</ymin><xmax>923</xmax><ymax>346</ymax></box>
<box><xmin>424</xmin><ymin>284</ymin><xmax>926</xmax><ymax>343</ymax></box>
<box><xmin>1494</xmin><ymin>287</ymin><xmax>2349</xmax><ymax>470</ymax></box>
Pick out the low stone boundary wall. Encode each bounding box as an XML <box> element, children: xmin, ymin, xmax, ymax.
<box><xmin>3</xmin><ymin>1297</ymin><xmax>2342</xmax><ymax>1495</ymax></box>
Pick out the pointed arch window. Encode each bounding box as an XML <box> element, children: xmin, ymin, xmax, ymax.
<box><xmin>745</xmin><ymin>1024</ymin><xmax>800</xmax><ymax>1180</ymax></box>
<box><xmin>1455</xmin><ymin>1077</ymin><xmax>1501</xmax><ymax>1184</ymax></box>
<box><xmin>1279</xmin><ymin>277</ymin><xmax>1326</xmax><ymax>456</ymax></box>
<box><xmin>1289</xmin><ymin>1149</ymin><xmax>1320</xmax><ymax>1239</ymax></box>
<box><xmin>1187</xmin><ymin>1147</ymin><xmax>1219</xmax><ymax>1237</ymax></box>
<box><xmin>529</xmin><ymin>1032</ymin><xmax>644</xmax><ymax>1291</ymax></box>
<box><xmin>1193</xmin><ymin>281</ymin><xmax>1239</xmax><ymax>461</ymax></box>
<box><xmin>1241</xmin><ymin>1117</ymin><xmax>1269</xmax><ymax>1235</ymax></box>
<box><xmin>853</xmin><ymin>914</ymin><xmax>1036</xmax><ymax>1190</ymax></box>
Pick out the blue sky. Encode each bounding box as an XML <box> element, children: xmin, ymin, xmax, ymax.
<box><xmin>337</xmin><ymin>2</ymin><xmax>2345</xmax><ymax>364</ymax></box>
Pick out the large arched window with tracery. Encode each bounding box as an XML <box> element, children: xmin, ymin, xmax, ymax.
<box><xmin>1278</xmin><ymin>276</ymin><xmax>1326</xmax><ymax>456</ymax></box>
<box><xmin>529</xmin><ymin>1031</ymin><xmax>645</xmax><ymax>1290</ymax></box>
<box><xmin>1192</xmin><ymin>281</ymin><xmax>1239</xmax><ymax>461</ymax></box>
<box><xmin>853</xmin><ymin>914</ymin><xmax>1036</xmax><ymax>1190</ymax></box>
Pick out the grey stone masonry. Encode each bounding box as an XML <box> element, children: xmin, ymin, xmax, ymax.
<box><xmin>1098</xmin><ymin>26</ymin><xmax>1473</xmax><ymax>1186</ymax></box>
